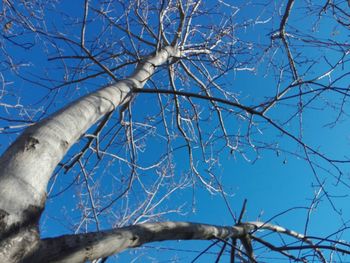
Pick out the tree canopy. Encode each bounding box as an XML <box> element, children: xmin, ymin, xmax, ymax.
<box><xmin>1</xmin><ymin>0</ymin><xmax>350</xmax><ymax>262</ymax></box>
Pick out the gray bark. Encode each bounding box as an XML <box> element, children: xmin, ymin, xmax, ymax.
<box><xmin>0</xmin><ymin>46</ymin><xmax>180</xmax><ymax>262</ymax></box>
<box><xmin>24</xmin><ymin>221</ymin><xmax>247</xmax><ymax>263</ymax></box>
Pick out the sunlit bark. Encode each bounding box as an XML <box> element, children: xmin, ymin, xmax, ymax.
<box><xmin>0</xmin><ymin>46</ymin><xmax>180</xmax><ymax>262</ymax></box>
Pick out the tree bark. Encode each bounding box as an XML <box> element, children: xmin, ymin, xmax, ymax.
<box><xmin>23</xmin><ymin>221</ymin><xmax>247</xmax><ymax>263</ymax></box>
<box><xmin>0</xmin><ymin>46</ymin><xmax>180</xmax><ymax>262</ymax></box>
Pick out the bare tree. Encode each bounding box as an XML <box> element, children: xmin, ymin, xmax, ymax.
<box><xmin>1</xmin><ymin>0</ymin><xmax>350</xmax><ymax>262</ymax></box>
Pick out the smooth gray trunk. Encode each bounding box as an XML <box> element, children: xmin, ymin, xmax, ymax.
<box><xmin>0</xmin><ymin>46</ymin><xmax>180</xmax><ymax>262</ymax></box>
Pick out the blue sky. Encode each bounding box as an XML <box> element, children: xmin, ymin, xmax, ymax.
<box><xmin>1</xmin><ymin>0</ymin><xmax>350</xmax><ymax>262</ymax></box>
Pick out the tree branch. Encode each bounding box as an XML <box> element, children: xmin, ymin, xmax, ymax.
<box><xmin>25</xmin><ymin>221</ymin><xmax>246</xmax><ymax>263</ymax></box>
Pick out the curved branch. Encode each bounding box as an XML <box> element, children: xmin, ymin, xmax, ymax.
<box><xmin>24</xmin><ymin>221</ymin><xmax>245</xmax><ymax>263</ymax></box>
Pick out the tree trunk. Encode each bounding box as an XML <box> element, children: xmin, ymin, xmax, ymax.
<box><xmin>0</xmin><ymin>46</ymin><xmax>180</xmax><ymax>262</ymax></box>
